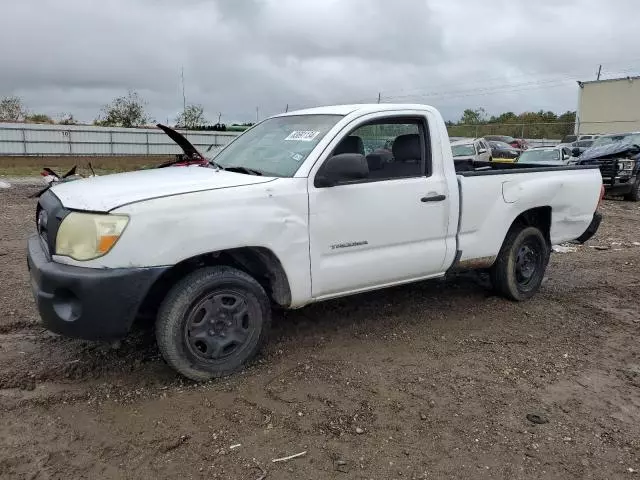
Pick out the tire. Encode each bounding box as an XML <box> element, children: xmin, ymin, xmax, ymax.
<box><xmin>490</xmin><ymin>226</ymin><xmax>550</xmax><ymax>301</ymax></box>
<box><xmin>156</xmin><ymin>266</ymin><xmax>271</xmax><ymax>381</ymax></box>
<box><xmin>623</xmin><ymin>177</ymin><xmax>640</xmax><ymax>201</ymax></box>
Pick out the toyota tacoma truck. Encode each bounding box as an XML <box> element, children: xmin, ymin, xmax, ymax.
<box><xmin>27</xmin><ymin>104</ymin><xmax>604</xmax><ymax>381</ymax></box>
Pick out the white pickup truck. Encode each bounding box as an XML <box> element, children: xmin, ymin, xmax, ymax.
<box><xmin>27</xmin><ymin>104</ymin><xmax>603</xmax><ymax>380</ymax></box>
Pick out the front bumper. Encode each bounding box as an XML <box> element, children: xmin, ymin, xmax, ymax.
<box><xmin>27</xmin><ymin>234</ymin><xmax>166</xmax><ymax>340</ymax></box>
<box><xmin>602</xmin><ymin>176</ymin><xmax>636</xmax><ymax>195</ymax></box>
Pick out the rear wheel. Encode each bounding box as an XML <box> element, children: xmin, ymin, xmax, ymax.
<box><xmin>623</xmin><ymin>177</ymin><xmax>640</xmax><ymax>201</ymax></box>
<box><xmin>156</xmin><ymin>266</ymin><xmax>271</xmax><ymax>381</ymax></box>
<box><xmin>490</xmin><ymin>226</ymin><xmax>550</xmax><ymax>301</ymax></box>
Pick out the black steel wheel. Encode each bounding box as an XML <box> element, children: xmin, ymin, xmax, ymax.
<box><xmin>490</xmin><ymin>226</ymin><xmax>550</xmax><ymax>301</ymax></box>
<box><xmin>184</xmin><ymin>291</ymin><xmax>257</xmax><ymax>362</ymax></box>
<box><xmin>156</xmin><ymin>266</ymin><xmax>271</xmax><ymax>381</ymax></box>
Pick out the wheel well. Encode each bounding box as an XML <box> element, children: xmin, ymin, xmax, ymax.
<box><xmin>136</xmin><ymin>247</ymin><xmax>292</xmax><ymax>322</ymax></box>
<box><xmin>510</xmin><ymin>206</ymin><xmax>552</xmax><ymax>244</ymax></box>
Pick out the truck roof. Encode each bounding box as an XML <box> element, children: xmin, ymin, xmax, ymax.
<box><xmin>275</xmin><ymin>103</ymin><xmax>437</xmax><ymax>117</ymax></box>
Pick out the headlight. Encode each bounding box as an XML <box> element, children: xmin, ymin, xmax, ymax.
<box><xmin>619</xmin><ymin>160</ymin><xmax>634</xmax><ymax>172</ymax></box>
<box><xmin>56</xmin><ymin>212</ymin><xmax>129</xmax><ymax>260</ymax></box>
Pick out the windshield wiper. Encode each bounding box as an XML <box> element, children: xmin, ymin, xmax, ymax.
<box><xmin>209</xmin><ymin>159</ymin><xmax>225</xmax><ymax>171</ymax></box>
<box><xmin>223</xmin><ymin>165</ymin><xmax>263</xmax><ymax>176</ymax></box>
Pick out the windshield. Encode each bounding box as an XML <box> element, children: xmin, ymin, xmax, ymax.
<box><xmin>211</xmin><ymin>114</ymin><xmax>342</xmax><ymax>177</ymax></box>
<box><xmin>518</xmin><ymin>149</ymin><xmax>560</xmax><ymax>162</ymax></box>
<box><xmin>591</xmin><ymin>133</ymin><xmax>640</xmax><ymax>147</ymax></box>
<box><xmin>451</xmin><ymin>144</ymin><xmax>476</xmax><ymax>157</ymax></box>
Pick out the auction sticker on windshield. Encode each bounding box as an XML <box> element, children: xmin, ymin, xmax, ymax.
<box><xmin>285</xmin><ymin>131</ymin><xmax>321</xmax><ymax>142</ymax></box>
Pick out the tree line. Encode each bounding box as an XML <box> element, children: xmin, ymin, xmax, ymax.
<box><xmin>0</xmin><ymin>91</ymin><xmax>253</xmax><ymax>131</ymax></box>
<box><xmin>1</xmin><ymin>92</ymin><xmax>575</xmax><ymax>138</ymax></box>
<box><xmin>447</xmin><ymin>107</ymin><xmax>577</xmax><ymax>139</ymax></box>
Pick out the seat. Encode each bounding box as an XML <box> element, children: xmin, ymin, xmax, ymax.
<box><xmin>333</xmin><ymin>135</ymin><xmax>365</xmax><ymax>156</ymax></box>
<box><xmin>387</xmin><ymin>134</ymin><xmax>422</xmax><ymax>177</ymax></box>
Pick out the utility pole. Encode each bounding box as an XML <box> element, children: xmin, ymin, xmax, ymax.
<box><xmin>377</xmin><ymin>92</ymin><xmax>381</xmax><ymax>104</ymax></box>
<box><xmin>285</xmin><ymin>104</ymin><xmax>289</xmax><ymax>113</ymax></box>
<box><xmin>256</xmin><ymin>106</ymin><xmax>259</xmax><ymax>123</ymax></box>
<box><xmin>181</xmin><ymin>66</ymin><xmax>186</xmax><ymax>112</ymax></box>
<box><xmin>218</xmin><ymin>112</ymin><xmax>222</xmax><ymax>124</ymax></box>
<box><xmin>597</xmin><ymin>64</ymin><xmax>602</xmax><ymax>81</ymax></box>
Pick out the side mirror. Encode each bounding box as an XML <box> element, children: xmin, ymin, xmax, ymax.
<box><xmin>315</xmin><ymin>153</ymin><xmax>369</xmax><ymax>188</ymax></box>
<box><xmin>571</xmin><ymin>147</ymin><xmax>582</xmax><ymax>157</ymax></box>
<box><xmin>478</xmin><ymin>148</ymin><xmax>487</xmax><ymax>154</ymax></box>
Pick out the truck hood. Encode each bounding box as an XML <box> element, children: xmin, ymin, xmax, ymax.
<box><xmin>51</xmin><ymin>166</ymin><xmax>274</xmax><ymax>212</ymax></box>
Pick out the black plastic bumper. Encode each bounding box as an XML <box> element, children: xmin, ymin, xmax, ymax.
<box><xmin>575</xmin><ymin>212</ymin><xmax>603</xmax><ymax>244</ymax></box>
<box><xmin>603</xmin><ymin>176</ymin><xmax>636</xmax><ymax>195</ymax></box>
<box><xmin>27</xmin><ymin>235</ymin><xmax>166</xmax><ymax>340</ymax></box>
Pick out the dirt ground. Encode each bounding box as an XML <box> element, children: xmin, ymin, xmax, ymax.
<box><xmin>0</xmin><ymin>181</ymin><xmax>639</xmax><ymax>480</ymax></box>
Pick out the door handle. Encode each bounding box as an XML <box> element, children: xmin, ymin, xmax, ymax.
<box><xmin>421</xmin><ymin>194</ymin><xmax>446</xmax><ymax>202</ymax></box>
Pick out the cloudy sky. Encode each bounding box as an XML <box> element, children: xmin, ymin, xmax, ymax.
<box><xmin>2</xmin><ymin>0</ymin><xmax>639</xmax><ymax>124</ymax></box>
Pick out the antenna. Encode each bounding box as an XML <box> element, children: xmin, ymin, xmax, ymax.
<box><xmin>181</xmin><ymin>66</ymin><xmax>186</xmax><ymax>111</ymax></box>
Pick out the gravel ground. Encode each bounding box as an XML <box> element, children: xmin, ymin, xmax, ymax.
<box><xmin>0</xmin><ymin>181</ymin><xmax>639</xmax><ymax>479</ymax></box>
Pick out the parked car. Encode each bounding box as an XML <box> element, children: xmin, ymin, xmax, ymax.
<box><xmin>484</xmin><ymin>135</ymin><xmax>528</xmax><ymax>150</ymax></box>
<box><xmin>578</xmin><ymin>136</ymin><xmax>640</xmax><ymax>200</ymax></box>
<box><xmin>517</xmin><ymin>146</ymin><xmax>577</xmax><ymax>166</ymax></box>
<box><xmin>561</xmin><ymin>134</ymin><xmax>600</xmax><ymax>144</ymax></box>
<box><xmin>27</xmin><ymin>103</ymin><xmax>604</xmax><ymax>381</ymax></box>
<box><xmin>450</xmin><ymin>138</ymin><xmax>492</xmax><ymax>166</ymax></box>
<box><xmin>488</xmin><ymin>140</ymin><xmax>521</xmax><ymax>161</ymax></box>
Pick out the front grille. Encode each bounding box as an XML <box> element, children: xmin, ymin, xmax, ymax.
<box><xmin>597</xmin><ymin>159</ymin><xmax>618</xmax><ymax>185</ymax></box>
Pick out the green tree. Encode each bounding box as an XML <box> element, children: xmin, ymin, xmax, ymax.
<box><xmin>175</xmin><ymin>104</ymin><xmax>207</xmax><ymax>129</ymax></box>
<box><xmin>0</xmin><ymin>96</ymin><xmax>26</xmax><ymax>121</ymax></box>
<box><xmin>460</xmin><ymin>107</ymin><xmax>487</xmax><ymax>124</ymax></box>
<box><xmin>95</xmin><ymin>91</ymin><xmax>151</xmax><ymax>127</ymax></box>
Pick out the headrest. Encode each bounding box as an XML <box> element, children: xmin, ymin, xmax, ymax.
<box><xmin>366</xmin><ymin>153</ymin><xmax>385</xmax><ymax>171</ymax></box>
<box><xmin>392</xmin><ymin>134</ymin><xmax>421</xmax><ymax>162</ymax></box>
<box><xmin>334</xmin><ymin>135</ymin><xmax>365</xmax><ymax>156</ymax></box>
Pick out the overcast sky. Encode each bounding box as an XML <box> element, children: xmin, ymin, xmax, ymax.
<box><xmin>2</xmin><ymin>0</ymin><xmax>639</xmax><ymax>124</ymax></box>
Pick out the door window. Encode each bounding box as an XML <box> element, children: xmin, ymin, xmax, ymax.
<box><xmin>326</xmin><ymin>118</ymin><xmax>429</xmax><ymax>181</ymax></box>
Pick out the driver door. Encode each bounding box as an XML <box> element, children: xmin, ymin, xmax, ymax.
<box><xmin>307</xmin><ymin>115</ymin><xmax>453</xmax><ymax>299</ymax></box>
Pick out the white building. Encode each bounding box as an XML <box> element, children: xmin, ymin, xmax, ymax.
<box><xmin>576</xmin><ymin>76</ymin><xmax>640</xmax><ymax>134</ymax></box>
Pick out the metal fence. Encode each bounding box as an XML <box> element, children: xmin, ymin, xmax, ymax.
<box><xmin>0</xmin><ymin>123</ymin><xmax>240</xmax><ymax>156</ymax></box>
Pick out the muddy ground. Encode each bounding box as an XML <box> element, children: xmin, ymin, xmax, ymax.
<box><xmin>0</xmin><ymin>181</ymin><xmax>639</xmax><ymax>479</ymax></box>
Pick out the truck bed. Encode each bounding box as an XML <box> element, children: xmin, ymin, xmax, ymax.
<box><xmin>454</xmin><ymin>164</ymin><xmax>601</xmax><ymax>266</ymax></box>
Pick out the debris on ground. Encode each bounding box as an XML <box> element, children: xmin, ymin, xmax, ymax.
<box><xmin>271</xmin><ymin>451</ymin><xmax>307</xmax><ymax>463</ymax></box>
<box><xmin>552</xmin><ymin>245</ymin><xmax>578</xmax><ymax>253</ymax></box>
<box><xmin>335</xmin><ymin>459</ymin><xmax>349</xmax><ymax>473</ymax></box>
<box><xmin>526</xmin><ymin>413</ymin><xmax>549</xmax><ymax>425</ymax></box>
<box><xmin>159</xmin><ymin>434</ymin><xmax>190</xmax><ymax>453</ymax></box>
<box><xmin>0</xmin><ymin>180</ymin><xmax>10</xmax><ymax>189</ymax></box>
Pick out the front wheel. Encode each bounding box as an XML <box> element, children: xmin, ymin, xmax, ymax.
<box><xmin>490</xmin><ymin>226</ymin><xmax>550</xmax><ymax>301</ymax></box>
<box><xmin>156</xmin><ymin>266</ymin><xmax>271</xmax><ymax>381</ymax></box>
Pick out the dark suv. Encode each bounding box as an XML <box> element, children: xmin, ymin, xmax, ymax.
<box><xmin>578</xmin><ymin>132</ymin><xmax>640</xmax><ymax>201</ymax></box>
